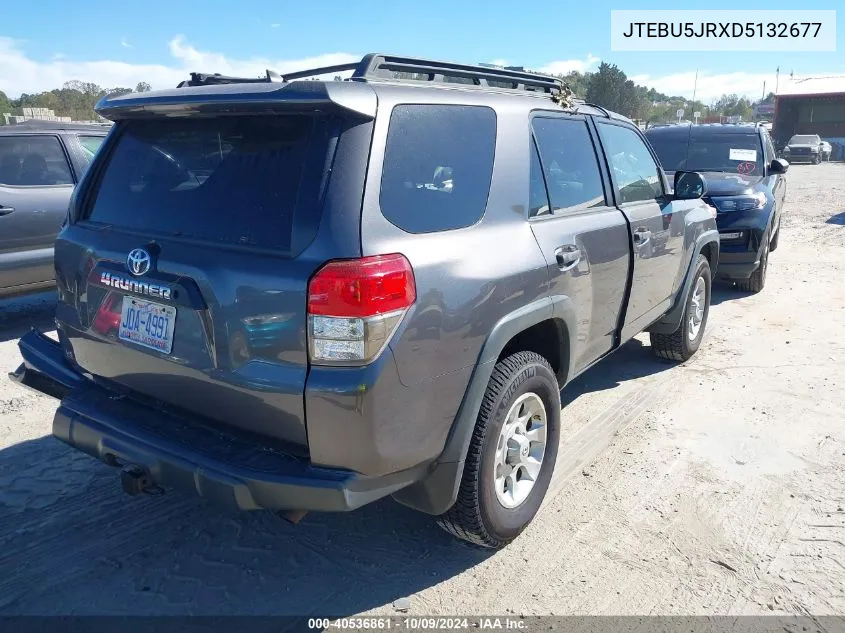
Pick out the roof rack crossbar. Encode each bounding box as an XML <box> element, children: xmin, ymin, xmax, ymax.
<box><xmin>280</xmin><ymin>62</ymin><xmax>360</xmax><ymax>82</ymax></box>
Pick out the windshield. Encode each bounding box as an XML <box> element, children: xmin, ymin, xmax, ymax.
<box><xmin>647</xmin><ymin>132</ymin><xmax>763</xmax><ymax>176</ymax></box>
<box><xmin>789</xmin><ymin>135</ymin><xmax>819</xmax><ymax>144</ymax></box>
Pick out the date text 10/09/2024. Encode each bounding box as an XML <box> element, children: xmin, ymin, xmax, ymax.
<box><xmin>308</xmin><ymin>617</ymin><xmax>528</xmax><ymax>630</ymax></box>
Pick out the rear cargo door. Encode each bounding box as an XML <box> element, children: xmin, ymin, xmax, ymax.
<box><xmin>55</xmin><ymin>113</ymin><xmax>365</xmax><ymax>450</ymax></box>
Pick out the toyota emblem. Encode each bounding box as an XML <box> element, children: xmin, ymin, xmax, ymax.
<box><xmin>126</xmin><ymin>248</ymin><xmax>152</xmax><ymax>276</ymax></box>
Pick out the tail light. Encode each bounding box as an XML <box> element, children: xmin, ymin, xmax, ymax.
<box><xmin>307</xmin><ymin>254</ymin><xmax>416</xmax><ymax>364</ymax></box>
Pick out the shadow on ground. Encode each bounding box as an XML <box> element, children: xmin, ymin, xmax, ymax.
<box><xmin>561</xmin><ymin>337</ymin><xmax>673</xmax><ymax>406</ymax></box>
<box><xmin>827</xmin><ymin>211</ymin><xmax>845</xmax><ymax>225</ymax></box>
<box><xmin>710</xmin><ymin>282</ymin><xmax>752</xmax><ymax>306</ymax></box>
<box><xmin>0</xmin><ymin>291</ymin><xmax>57</xmax><ymax>343</ymax></box>
<box><xmin>0</xmin><ymin>435</ymin><xmax>491</xmax><ymax>618</ymax></box>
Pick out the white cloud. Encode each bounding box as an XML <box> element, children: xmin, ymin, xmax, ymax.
<box><xmin>0</xmin><ymin>38</ymin><xmax>794</xmax><ymax>105</ymax></box>
<box><xmin>538</xmin><ymin>54</ymin><xmax>600</xmax><ymax>76</ymax></box>
<box><xmin>270</xmin><ymin>23</ymin><xmax>281</xmax><ymax>28</ymax></box>
<box><xmin>120</xmin><ymin>37</ymin><xmax>133</xmax><ymax>49</ymax></box>
<box><xmin>630</xmin><ymin>70</ymin><xmax>780</xmax><ymax>103</ymax></box>
<box><xmin>0</xmin><ymin>36</ymin><xmax>359</xmax><ymax>97</ymax></box>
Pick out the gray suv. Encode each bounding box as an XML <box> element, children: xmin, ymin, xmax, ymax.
<box><xmin>0</xmin><ymin>122</ymin><xmax>109</xmax><ymax>297</ymax></box>
<box><xmin>11</xmin><ymin>54</ymin><xmax>719</xmax><ymax>548</ymax></box>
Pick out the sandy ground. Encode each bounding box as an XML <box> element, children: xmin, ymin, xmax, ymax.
<box><xmin>0</xmin><ymin>163</ymin><xmax>843</xmax><ymax>617</ymax></box>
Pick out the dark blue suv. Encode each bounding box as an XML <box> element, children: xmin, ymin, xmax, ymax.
<box><xmin>645</xmin><ymin>123</ymin><xmax>787</xmax><ymax>293</ymax></box>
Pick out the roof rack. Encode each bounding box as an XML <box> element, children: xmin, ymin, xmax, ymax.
<box><xmin>176</xmin><ymin>53</ymin><xmax>577</xmax><ymax>105</ymax></box>
<box><xmin>176</xmin><ymin>69</ymin><xmax>283</xmax><ymax>88</ymax></box>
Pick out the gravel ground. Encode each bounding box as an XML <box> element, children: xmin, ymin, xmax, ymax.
<box><xmin>0</xmin><ymin>163</ymin><xmax>843</xmax><ymax>617</ymax></box>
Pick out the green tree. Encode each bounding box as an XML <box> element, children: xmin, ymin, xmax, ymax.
<box><xmin>135</xmin><ymin>81</ymin><xmax>152</xmax><ymax>92</ymax></box>
<box><xmin>0</xmin><ymin>90</ymin><xmax>13</xmax><ymax>122</ymax></box>
<box><xmin>585</xmin><ymin>62</ymin><xmax>628</xmax><ymax>113</ymax></box>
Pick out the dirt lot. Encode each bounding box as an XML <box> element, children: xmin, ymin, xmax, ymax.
<box><xmin>0</xmin><ymin>163</ymin><xmax>843</xmax><ymax>617</ymax></box>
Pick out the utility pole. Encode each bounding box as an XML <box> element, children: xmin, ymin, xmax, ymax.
<box><xmin>775</xmin><ymin>66</ymin><xmax>780</xmax><ymax>95</ymax></box>
<box><xmin>762</xmin><ymin>81</ymin><xmax>766</xmax><ymax>102</ymax></box>
<box><xmin>691</xmin><ymin>69</ymin><xmax>698</xmax><ymax>108</ymax></box>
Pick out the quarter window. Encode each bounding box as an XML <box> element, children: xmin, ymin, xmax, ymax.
<box><xmin>0</xmin><ymin>136</ymin><xmax>73</xmax><ymax>186</ymax></box>
<box><xmin>597</xmin><ymin>123</ymin><xmax>664</xmax><ymax>205</ymax></box>
<box><xmin>379</xmin><ymin>105</ymin><xmax>496</xmax><ymax>233</ymax></box>
<box><xmin>531</xmin><ymin>117</ymin><xmax>606</xmax><ymax>215</ymax></box>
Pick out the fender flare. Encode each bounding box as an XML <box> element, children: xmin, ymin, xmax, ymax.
<box><xmin>392</xmin><ymin>295</ymin><xmax>577</xmax><ymax>516</ymax></box>
<box><xmin>648</xmin><ymin>229</ymin><xmax>719</xmax><ymax>335</ymax></box>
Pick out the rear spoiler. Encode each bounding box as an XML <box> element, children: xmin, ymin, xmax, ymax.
<box><xmin>94</xmin><ymin>81</ymin><xmax>377</xmax><ymax>121</ymax></box>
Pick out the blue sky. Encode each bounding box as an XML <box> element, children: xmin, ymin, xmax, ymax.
<box><xmin>1</xmin><ymin>0</ymin><xmax>842</xmax><ymax>101</ymax></box>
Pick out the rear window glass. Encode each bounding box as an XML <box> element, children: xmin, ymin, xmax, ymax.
<box><xmin>379</xmin><ymin>105</ymin><xmax>496</xmax><ymax>233</ymax></box>
<box><xmin>86</xmin><ymin>116</ymin><xmax>329</xmax><ymax>251</ymax></box>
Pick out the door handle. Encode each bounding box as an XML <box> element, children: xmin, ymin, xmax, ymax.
<box><xmin>633</xmin><ymin>228</ymin><xmax>652</xmax><ymax>245</ymax></box>
<box><xmin>0</xmin><ymin>205</ymin><xmax>14</xmax><ymax>216</ymax></box>
<box><xmin>554</xmin><ymin>245</ymin><xmax>582</xmax><ymax>271</ymax></box>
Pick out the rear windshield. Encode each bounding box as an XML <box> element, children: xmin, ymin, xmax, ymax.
<box><xmin>86</xmin><ymin>115</ymin><xmax>332</xmax><ymax>251</ymax></box>
<box><xmin>647</xmin><ymin>131</ymin><xmax>763</xmax><ymax>175</ymax></box>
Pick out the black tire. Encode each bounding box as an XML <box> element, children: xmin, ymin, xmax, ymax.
<box><xmin>736</xmin><ymin>233</ymin><xmax>769</xmax><ymax>293</ymax></box>
<box><xmin>437</xmin><ymin>352</ymin><xmax>561</xmax><ymax>549</ymax></box>
<box><xmin>769</xmin><ymin>226</ymin><xmax>780</xmax><ymax>252</ymax></box>
<box><xmin>814</xmin><ymin>154</ymin><xmax>821</xmax><ymax>165</ymax></box>
<box><xmin>650</xmin><ymin>254</ymin><xmax>711</xmax><ymax>362</ymax></box>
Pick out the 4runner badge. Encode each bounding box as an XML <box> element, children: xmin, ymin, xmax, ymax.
<box><xmin>127</xmin><ymin>248</ymin><xmax>152</xmax><ymax>276</ymax></box>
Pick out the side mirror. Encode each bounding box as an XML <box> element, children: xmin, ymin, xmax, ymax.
<box><xmin>770</xmin><ymin>158</ymin><xmax>789</xmax><ymax>174</ymax></box>
<box><xmin>673</xmin><ymin>171</ymin><xmax>707</xmax><ymax>200</ymax></box>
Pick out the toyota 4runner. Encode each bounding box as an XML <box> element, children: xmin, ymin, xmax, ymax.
<box><xmin>11</xmin><ymin>54</ymin><xmax>719</xmax><ymax>548</ymax></box>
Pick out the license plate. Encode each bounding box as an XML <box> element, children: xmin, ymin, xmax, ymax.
<box><xmin>721</xmin><ymin>232</ymin><xmax>743</xmax><ymax>240</ymax></box>
<box><xmin>118</xmin><ymin>296</ymin><xmax>177</xmax><ymax>354</ymax></box>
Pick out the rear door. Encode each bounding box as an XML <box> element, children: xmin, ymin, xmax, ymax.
<box><xmin>528</xmin><ymin>114</ymin><xmax>630</xmax><ymax>374</ymax></box>
<box><xmin>0</xmin><ymin>134</ymin><xmax>75</xmax><ymax>290</ymax></box>
<box><xmin>56</xmin><ymin>112</ymin><xmax>368</xmax><ymax>449</ymax></box>
<box><xmin>594</xmin><ymin>120</ymin><xmax>686</xmax><ymax>339</ymax></box>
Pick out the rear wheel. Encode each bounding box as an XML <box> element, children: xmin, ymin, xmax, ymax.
<box><xmin>736</xmin><ymin>233</ymin><xmax>769</xmax><ymax>293</ymax></box>
<box><xmin>437</xmin><ymin>352</ymin><xmax>560</xmax><ymax>549</ymax></box>
<box><xmin>650</xmin><ymin>254</ymin><xmax>711</xmax><ymax>362</ymax></box>
<box><xmin>814</xmin><ymin>154</ymin><xmax>822</xmax><ymax>165</ymax></box>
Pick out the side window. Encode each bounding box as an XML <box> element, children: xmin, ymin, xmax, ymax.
<box><xmin>531</xmin><ymin>117</ymin><xmax>606</xmax><ymax>214</ymax></box>
<box><xmin>379</xmin><ymin>104</ymin><xmax>496</xmax><ymax>234</ymax></box>
<box><xmin>597</xmin><ymin>123</ymin><xmax>664</xmax><ymax>205</ymax></box>
<box><xmin>0</xmin><ymin>136</ymin><xmax>73</xmax><ymax>186</ymax></box>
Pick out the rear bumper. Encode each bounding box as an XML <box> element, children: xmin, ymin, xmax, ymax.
<box><xmin>9</xmin><ymin>330</ymin><xmax>427</xmax><ymax>513</ymax></box>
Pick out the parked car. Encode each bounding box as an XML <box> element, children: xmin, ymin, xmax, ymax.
<box><xmin>820</xmin><ymin>140</ymin><xmax>832</xmax><ymax>161</ymax></box>
<box><xmin>645</xmin><ymin>123</ymin><xmax>787</xmax><ymax>294</ymax></box>
<box><xmin>11</xmin><ymin>54</ymin><xmax>719</xmax><ymax>549</ymax></box>
<box><xmin>0</xmin><ymin>122</ymin><xmax>110</xmax><ymax>298</ymax></box>
<box><xmin>782</xmin><ymin>134</ymin><xmax>824</xmax><ymax>164</ymax></box>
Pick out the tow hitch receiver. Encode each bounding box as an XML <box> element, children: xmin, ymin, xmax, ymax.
<box><xmin>120</xmin><ymin>464</ymin><xmax>162</xmax><ymax>496</ymax></box>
